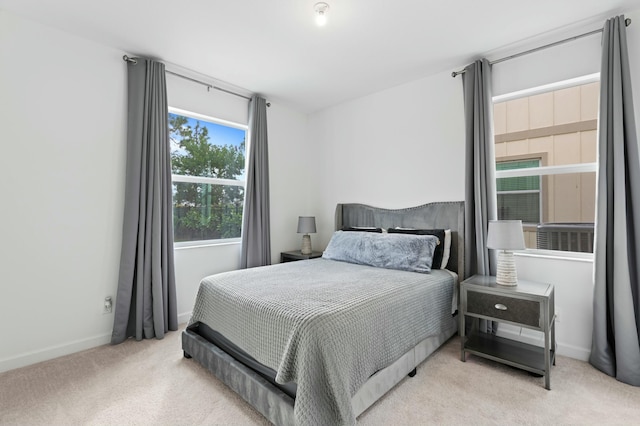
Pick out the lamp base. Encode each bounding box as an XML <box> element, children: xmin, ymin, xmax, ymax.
<box><xmin>301</xmin><ymin>234</ymin><xmax>312</xmax><ymax>255</ymax></box>
<box><xmin>496</xmin><ymin>250</ymin><xmax>518</xmax><ymax>286</ymax></box>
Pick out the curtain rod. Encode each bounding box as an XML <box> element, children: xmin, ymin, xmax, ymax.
<box><xmin>451</xmin><ymin>18</ymin><xmax>632</xmax><ymax>77</ymax></box>
<box><xmin>122</xmin><ymin>55</ymin><xmax>270</xmax><ymax>106</ymax></box>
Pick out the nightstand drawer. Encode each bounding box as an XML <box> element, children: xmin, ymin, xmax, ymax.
<box><xmin>466</xmin><ymin>291</ymin><xmax>540</xmax><ymax>328</ymax></box>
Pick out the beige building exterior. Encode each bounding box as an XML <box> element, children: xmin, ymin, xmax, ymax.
<box><xmin>493</xmin><ymin>82</ymin><xmax>598</xmax><ymax>250</ymax></box>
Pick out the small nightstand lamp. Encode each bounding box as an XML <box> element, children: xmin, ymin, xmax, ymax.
<box><xmin>297</xmin><ymin>216</ymin><xmax>317</xmax><ymax>255</ymax></box>
<box><xmin>487</xmin><ymin>220</ymin><xmax>526</xmax><ymax>286</ymax></box>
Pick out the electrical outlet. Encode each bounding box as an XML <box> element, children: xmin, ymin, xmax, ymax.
<box><xmin>103</xmin><ymin>296</ymin><xmax>113</xmax><ymax>314</ymax></box>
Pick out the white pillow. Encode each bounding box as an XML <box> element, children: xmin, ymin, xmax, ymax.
<box><xmin>440</xmin><ymin>229</ymin><xmax>452</xmax><ymax>269</ymax></box>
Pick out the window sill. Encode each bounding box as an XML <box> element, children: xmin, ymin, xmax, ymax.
<box><xmin>174</xmin><ymin>239</ymin><xmax>241</xmax><ymax>250</ymax></box>
<box><xmin>515</xmin><ymin>249</ymin><xmax>593</xmax><ymax>263</ymax></box>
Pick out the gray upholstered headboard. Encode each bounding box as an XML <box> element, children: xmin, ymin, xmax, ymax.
<box><xmin>335</xmin><ymin>201</ymin><xmax>466</xmax><ymax>279</ymax></box>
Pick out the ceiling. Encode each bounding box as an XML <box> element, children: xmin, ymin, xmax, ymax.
<box><xmin>1</xmin><ymin>0</ymin><xmax>639</xmax><ymax>113</ymax></box>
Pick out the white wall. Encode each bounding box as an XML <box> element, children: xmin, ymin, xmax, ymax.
<box><xmin>0</xmin><ymin>10</ymin><xmax>310</xmax><ymax>372</ymax></box>
<box><xmin>307</xmin><ymin>8</ymin><xmax>640</xmax><ymax>361</ymax></box>
<box><xmin>0</xmin><ymin>10</ymin><xmax>127</xmax><ymax>371</ymax></box>
<box><xmin>307</xmin><ymin>70</ymin><xmax>466</xmax><ymax>247</ymax></box>
<box><xmin>514</xmin><ymin>255</ymin><xmax>595</xmax><ymax>360</ymax></box>
<box><xmin>267</xmin><ymin>103</ymin><xmax>312</xmax><ymax>260</ymax></box>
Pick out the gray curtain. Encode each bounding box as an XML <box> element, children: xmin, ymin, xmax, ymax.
<box><xmin>241</xmin><ymin>96</ymin><xmax>271</xmax><ymax>268</ymax></box>
<box><xmin>463</xmin><ymin>59</ymin><xmax>498</xmax><ymax>333</ymax></box>
<box><xmin>111</xmin><ymin>58</ymin><xmax>178</xmax><ymax>344</ymax></box>
<box><xmin>590</xmin><ymin>15</ymin><xmax>640</xmax><ymax>386</ymax></box>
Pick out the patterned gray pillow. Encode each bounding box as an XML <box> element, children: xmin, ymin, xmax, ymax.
<box><xmin>322</xmin><ymin>230</ymin><xmax>438</xmax><ymax>273</ymax></box>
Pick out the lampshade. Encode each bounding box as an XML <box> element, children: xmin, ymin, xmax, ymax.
<box><xmin>487</xmin><ymin>220</ymin><xmax>525</xmax><ymax>250</ymax></box>
<box><xmin>297</xmin><ymin>216</ymin><xmax>317</xmax><ymax>234</ymax></box>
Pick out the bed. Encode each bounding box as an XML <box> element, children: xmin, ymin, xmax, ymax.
<box><xmin>182</xmin><ymin>201</ymin><xmax>465</xmax><ymax>425</ymax></box>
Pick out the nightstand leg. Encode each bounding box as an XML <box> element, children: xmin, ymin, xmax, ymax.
<box><xmin>460</xmin><ymin>312</ymin><xmax>466</xmax><ymax>362</ymax></box>
<box><xmin>552</xmin><ymin>317</ymin><xmax>556</xmax><ymax>366</ymax></box>
<box><xmin>544</xmin><ymin>318</ymin><xmax>551</xmax><ymax>390</ymax></box>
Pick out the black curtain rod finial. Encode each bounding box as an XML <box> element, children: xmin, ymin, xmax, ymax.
<box><xmin>122</xmin><ymin>55</ymin><xmax>138</xmax><ymax>65</ymax></box>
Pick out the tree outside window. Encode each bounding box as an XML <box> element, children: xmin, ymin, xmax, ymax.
<box><xmin>169</xmin><ymin>111</ymin><xmax>246</xmax><ymax>243</ymax></box>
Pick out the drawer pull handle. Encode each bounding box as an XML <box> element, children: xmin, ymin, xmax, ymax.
<box><xmin>495</xmin><ymin>303</ymin><xmax>508</xmax><ymax>311</ymax></box>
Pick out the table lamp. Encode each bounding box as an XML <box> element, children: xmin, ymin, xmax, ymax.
<box><xmin>487</xmin><ymin>220</ymin><xmax>526</xmax><ymax>286</ymax></box>
<box><xmin>297</xmin><ymin>216</ymin><xmax>317</xmax><ymax>255</ymax></box>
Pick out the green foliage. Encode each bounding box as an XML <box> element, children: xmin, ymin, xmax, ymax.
<box><xmin>169</xmin><ymin>114</ymin><xmax>245</xmax><ymax>241</ymax></box>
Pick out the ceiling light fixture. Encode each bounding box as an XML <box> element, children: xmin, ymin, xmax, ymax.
<box><xmin>314</xmin><ymin>2</ymin><xmax>330</xmax><ymax>27</ymax></box>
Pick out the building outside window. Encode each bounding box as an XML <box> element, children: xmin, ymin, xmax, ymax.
<box><xmin>493</xmin><ymin>75</ymin><xmax>598</xmax><ymax>253</ymax></box>
<box><xmin>169</xmin><ymin>108</ymin><xmax>247</xmax><ymax>245</ymax></box>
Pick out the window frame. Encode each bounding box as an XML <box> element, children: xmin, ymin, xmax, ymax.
<box><xmin>492</xmin><ymin>74</ymin><xmax>599</xmax><ymax>259</ymax></box>
<box><xmin>169</xmin><ymin>107</ymin><xmax>248</xmax><ymax>248</ymax></box>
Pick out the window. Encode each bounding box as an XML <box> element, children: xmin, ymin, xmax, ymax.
<box><xmin>493</xmin><ymin>75</ymin><xmax>598</xmax><ymax>254</ymax></box>
<box><xmin>169</xmin><ymin>108</ymin><xmax>247</xmax><ymax>245</ymax></box>
<box><xmin>497</xmin><ymin>159</ymin><xmax>541</xmax><ymax>224</ymax></box>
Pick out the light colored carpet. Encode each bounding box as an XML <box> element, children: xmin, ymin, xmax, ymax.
<box><xmin>1</xmin><ymin>325</ymin><xmax>638</xmax><ymax>425</ymax></box>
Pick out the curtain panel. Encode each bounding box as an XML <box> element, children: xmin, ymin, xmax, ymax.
<box><xmin>463</xmin><ymin>59</ymin><xmax>498</xmax><ymax>278</ymax></box>
<box><xmin>590</xmin><ymin>15</ymin><xmax>640</xmax><ymax>386</ymax></box>
<box><xmin>462</xmin><ymin>59</ymin><xmax>498</xmax><ymax>333</ymax></box>
<box><xmin>112</xmin><ymin>58</ymin><xmax>178</xmax><ymax>344</ymax></box>
<box><xmin>241</xmin><ymin>96</ymin><xmax>271</xmax><ymax>268</ymax></box>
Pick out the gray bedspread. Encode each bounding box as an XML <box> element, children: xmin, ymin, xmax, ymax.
<box><xmin>189</xmin><ymin>258</ymin><xmax>455</xmax><ymax>425</ymax></box>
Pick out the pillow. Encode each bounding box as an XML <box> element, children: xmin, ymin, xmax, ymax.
<box><xmin>388</xmin><ymin>228</ymin><xmax>443</xmax><ymax>268</ymax></box>
<box><xmin>341</xmin><ymin>226</ymin><xmax>383</xmax><ymax>233</ymax></box>
<box><xmin>322</xmin><ymin>230</ymin><xmax>438</xmax><ymax>273</ymax></box>
<box><xmin>387</xmin><ymin>228</ymin><xmax>452</xmax><ymax>269</ymax></box>
<box><xmin>440</xmin><ymin>229</ymin><xmax>452</xmax><ymax>269</ymax></box>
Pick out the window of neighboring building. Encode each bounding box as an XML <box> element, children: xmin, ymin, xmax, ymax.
<box><xmin>493</xmin><ymin>74</ymin><xmax>599</xmax><ymax>254</ymax></box>
<box><xmin>496</xmin><ymin>159</ymin><xmax>541</xmax><ymax>224</ymax></box>
<box><xmin>169</xmin><ymin>108</ymin><xmax>247</xmax><ymax>245</ymax></box>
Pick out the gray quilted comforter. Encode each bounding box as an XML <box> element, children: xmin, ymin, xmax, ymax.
<box><xmin>189</xmin><ymin>258</ymin><xmax>455</xmax><ymax>425</ymax></box>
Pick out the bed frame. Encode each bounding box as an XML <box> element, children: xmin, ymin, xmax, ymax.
<box><xmin>182</xmin><ymin>201</ymin><xmax>465</xmax><ymax>425</ymax></box>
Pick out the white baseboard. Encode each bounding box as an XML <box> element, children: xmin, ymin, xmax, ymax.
<box><xmin>0</xmin><ymin>332</ymin><xmax>112</xmax><ymax>374</ymax></box>
<box><xmin>178</xmin><ymin>311</ymin><xmax>192</xmax><ymax>325</ymax></box>
<box><xmin>0</xmin><ymin>312</ymin><xmax>193</xmax><ymax>374</ymax></box>
<box><xmin>555</xmin><ymin>341</ymin><xmax>591</xmax><ymax>361</ymax></box>
<box><xmin>496</xmin><ymin>326</ymin><xmax>591</xmax><ymax>361</ymax></box>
